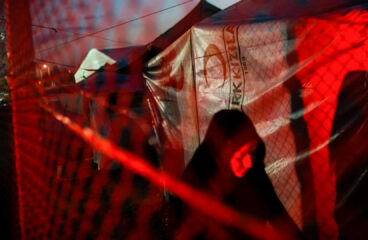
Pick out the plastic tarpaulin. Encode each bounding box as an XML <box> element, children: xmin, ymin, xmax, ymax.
<box><xmin>144</xmin><ymin>4</ymin><xmax>368</xmax><ymax>240</ymax></box>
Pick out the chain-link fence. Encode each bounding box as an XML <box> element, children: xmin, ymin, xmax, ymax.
<box><xmin>2</xmin><ymin>1</ymin><xmax>368</xmax><ymax>240</ymax></box>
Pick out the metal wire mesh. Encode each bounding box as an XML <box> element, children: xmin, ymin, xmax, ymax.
<box><xmin>2</xmin><ymin>1</ymin><xmax>368</xmax><ymax>240</ymax></box>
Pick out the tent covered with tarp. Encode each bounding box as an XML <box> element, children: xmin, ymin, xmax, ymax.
<box><xmin>54</xmin><ymin>45</ymin><xmax>151</xmax><ymax>171</ymax></box>
<box><xmin>64</xmin><ymin>0</ymin><xmax>221</xmax><ymax>169</ymax></box>
<box><xmin>144</xmin><ymin>0</ymin><xmax>368</xmax><ymax>239</ymax></box>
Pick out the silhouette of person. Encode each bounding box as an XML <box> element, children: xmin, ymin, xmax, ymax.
<box><xmin>170</xmin><ymin>110</ymin><xmax>302</xmax><ymax>239</ymax></box>
<box><xmin>329</xmin><ymin>71</ymin><xmax>368</xmax><ymax>240</ymax></box>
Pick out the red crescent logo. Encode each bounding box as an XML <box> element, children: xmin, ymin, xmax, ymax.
<box><xmin>204</xmin><ymin>44</ymin><xmax>227</xmax><ymax>87</ymax></box>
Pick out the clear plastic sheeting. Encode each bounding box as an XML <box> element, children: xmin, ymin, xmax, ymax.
<box><xmin>144</xmin><ymin>6</ymin><xmax>368</xmax><ymax>240</ymax></box>
<box><xmin>3</xmin><ymin>0</ymin><xmax>368</xmax><ymax>239</ymax></box>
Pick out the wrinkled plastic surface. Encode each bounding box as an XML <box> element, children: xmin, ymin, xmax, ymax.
<box><xmin>145</xmin><ymin>7</ymin><xmax>368</xmax><ymax>240</ymax></box>
<box><xmin>4</xmin><ymin>1</ymin><xmax>368</xmax><ymax>239</ymax></box>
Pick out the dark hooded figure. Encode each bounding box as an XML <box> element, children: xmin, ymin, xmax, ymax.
<box><xmin>329</xmin><ymin>71</ymin><xmax>368</xmax><ymax>240</ymax></box>
<box><xmin>169</xmin><ymin>110</ymin><xmax>302</xmax><ymax>240</ymax></box>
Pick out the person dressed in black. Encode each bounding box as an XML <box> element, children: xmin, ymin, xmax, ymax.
<box><xmin>168</xmin><ymin>110</ymin><xmax>302</xmax><ymax>240</ymax></box>
<box><xmin>329</xmin><ymin>71</ymin><xmax>368</xmax><ymax>240</ymax></box>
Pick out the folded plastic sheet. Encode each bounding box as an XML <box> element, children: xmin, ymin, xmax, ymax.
<box><xmin>144</xmin><ymin>7</ymin><xmax>368</xmax><ymax>240</ymax></box>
